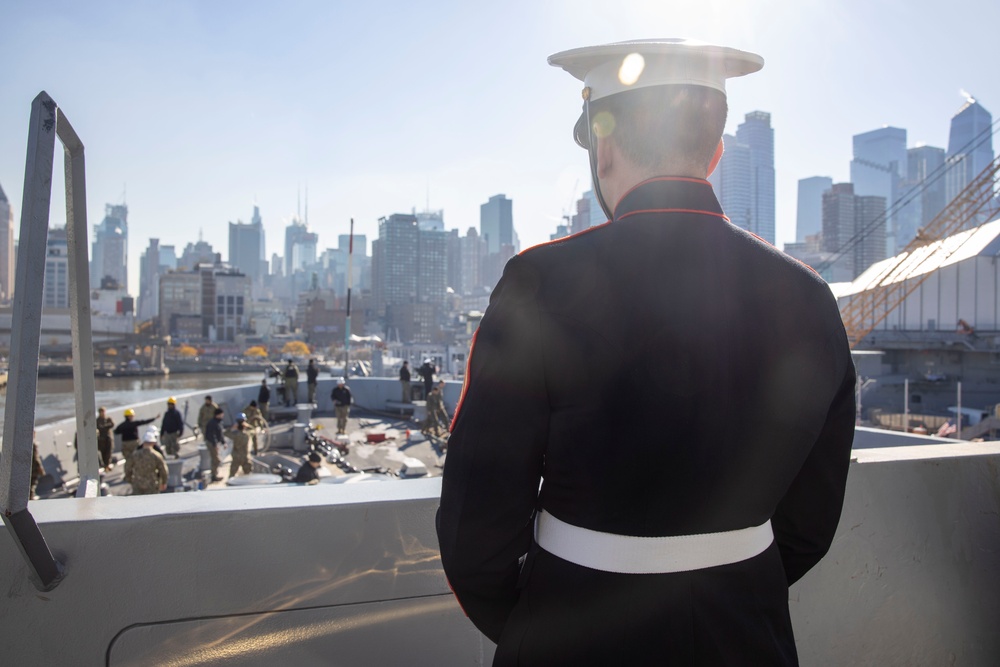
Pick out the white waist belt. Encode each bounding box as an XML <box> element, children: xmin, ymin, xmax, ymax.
<box><xmin>534</xmin><ymin>510</ymin><xmax>773</xmax><ymax>574</ymax></box>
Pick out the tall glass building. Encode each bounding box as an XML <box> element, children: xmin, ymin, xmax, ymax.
<box><xmin>850</xmin><ymin>126</ymin><xmax>907</xmax><ymax>255</ymax></box>
<box><xmin>709</xmin><ymin>111</ymin><xmax>775</xmax><ymax>244</ymax></box>
<box><xmin>945</xmin><ymin>98</ymin><xmax>994</xmax><ymax>226</ymax></box>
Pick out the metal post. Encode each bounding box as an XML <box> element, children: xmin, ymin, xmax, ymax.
<box><xmin>343</xmin><ymin>218</ymin><xmax>354</xmax><ymax>378</ymax></box>
<box><xmin>903</xmin><ymin>378</ymin><xmax>909</xmax><ymax>432</ymax></box>
<box><xmin>58</xmin><ymin>109</ymin><xmax>99</xmax><ymax>497</ymax></box>
<box><xmin>957</xmin><ymin>381</ymin><xmax>963</xmax><ymax>439</ymax></box>
<box><xmin>0</xmin><ymin>92</ymin><xmax>65</xmax><ymax>590</ymax></box>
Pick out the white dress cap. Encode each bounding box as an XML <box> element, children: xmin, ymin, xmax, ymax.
<box><xmin>142</xmin><ymin>428</ymin><xmax>158</xmax><ymax>443</ymax></box>
<box><xmin>548</xmin><ymin>38</ymin><xmax>763</xmax><ymax>101</ymax></box>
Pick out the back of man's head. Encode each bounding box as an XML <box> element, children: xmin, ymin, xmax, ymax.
<box><xmin>592</xmin><ymin>84</ymin><xmax>727</xmax><ymax>176</ymax></box>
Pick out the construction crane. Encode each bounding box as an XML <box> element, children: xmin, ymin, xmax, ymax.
<box><xmin>839</xmin><ymin>153</ymin><xmax>1000</xmax><ymax>348</ymax></box>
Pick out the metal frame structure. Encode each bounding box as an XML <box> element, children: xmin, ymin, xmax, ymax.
<box><xmin>840</xmin><ymin>154</ymin><xmax>1000</xmax><ymax>348</ymax></box>
<box><xmin>0</xmin><ymin>92</ymin><xmax>98</xmax><ymax>591</ymax></box>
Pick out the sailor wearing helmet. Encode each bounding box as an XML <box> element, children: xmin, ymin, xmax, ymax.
<box><xmin>124</xmin><ymin>427</ymin><xmax>169</xmax><ymax>495</ymax></box>
<box><xmin>160</xmin><ymin>396</ymin><xmax>185</xmax><ymax>459</ymax></box>
<box><xmin>438</xmin><ymin>39</ymin><xmax>855</xmax><ymax>664</ymax></box>
<box><xmin>113</xmin><ymin>407</ymin><xmax>159</xmax><ymax>464</ymax></box>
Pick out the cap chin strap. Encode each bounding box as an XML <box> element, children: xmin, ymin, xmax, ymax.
<box><xmin>585</xmin><ymin>98</ymin><xmax>615</xmax><ymax>222</ymax></box>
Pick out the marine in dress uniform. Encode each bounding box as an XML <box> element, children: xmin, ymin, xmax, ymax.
<box><xmin>258</xmin><ymin>380</ymin><xmax>271</xmax><ymax>420</ymax></box>
<box><xmin>125</xmin><ymin>429</ymin><xmax>169</xmax><ymax>495</ymax></box>
<box><xmin>437</xmin><ymin>39</ymin><xmax>856</xmax><ymax>666</ymax></box>
<box><xmin>306</xmin><ymin>359</ymin><xmax>319</xmax><ymax>403</ymax></box>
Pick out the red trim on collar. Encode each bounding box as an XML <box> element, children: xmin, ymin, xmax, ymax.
<box><xmin>613</xmin><ymin>176</ymin><xmax>713</xmax><ymax>216</ymax></box>
<box><xmin>519</xmin><ymin>220</ymin><xmax>611</xmax><ymax>254</ymax></box>
<box><xmin>616</xmin><ymin>208</ymin><xmax>731</xmax><ymax>223</ymax></box>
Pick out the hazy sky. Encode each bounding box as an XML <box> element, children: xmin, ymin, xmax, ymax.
<box><xmin>1</xmin><ymin>0</ymin><xmax>997</xmax><ymax>293</ymax></box>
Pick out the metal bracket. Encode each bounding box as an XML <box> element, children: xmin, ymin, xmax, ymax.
<box><xmin>0</xmin><ymin>91</ymin><xmax>99</xmax><ymax>591</ymax></box>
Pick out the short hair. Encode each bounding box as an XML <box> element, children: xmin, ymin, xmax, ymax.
<box><xmin>591</xmin><ymin>85</ymin><xmax>727</xmax><ymax>173</ymax></box>
<box><xmin>214</xmin><ymin>408</ymin><xmax>224</xmax><ymax>416</ymax></box>
<box><xmin>205</xmin><ymin>395</ymin><xmax>212</xmax><ymax>401</ymax></box>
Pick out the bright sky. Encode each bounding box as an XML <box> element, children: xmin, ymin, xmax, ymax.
<box><xmin>1</xmin><ymin>0</ymin><xmax>997</xmax><ymax>294</ymax></box>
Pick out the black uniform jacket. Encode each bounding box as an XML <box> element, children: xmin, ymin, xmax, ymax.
<box><xmin>161</xmin><ymin>408</ymin><xmax>184</xmax><ymax>436</ymax></box>
<box><xmin>437</xmin><ymin>177</ymin><xmax>856</xmax><ymax>666</ymax></box>
<box><xmin>112</xmin><ymin>417</ymin><xmax>156</xmax><ymax>442</ymax></box>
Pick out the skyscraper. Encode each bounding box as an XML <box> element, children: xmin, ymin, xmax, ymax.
<box><xmin>709</xmin><ymin>134</ymin><xmax>751</xmax><ymax>232</ymax></box>
<box><xmin>708</xmin><ymin>111</ymin><xmax>775</xmax><ymax>243</ymax></box>
<box><xmin>372</xmin><ymin>213</ymin><xmax>448</xmax><ymax>341</ymax></box>
<box><xmin>229</xmin><ymin>208</ymin><xmax>266</xmax><ymax>286</ymax></box>
<box><xmin>906</xmin><ymin>145</ymin><xmax>947</xmax><ymax>232</ymax></box>
<box><xmin>138</xmin><ymin>239</ymin><xmax>161</xmax><ymax>321</ymax></box>
<box><xmin>796</xmin><ymin>176</ymin><xmax>833</xmax><ymax>242</ymax></box>
<box><xmin>480</xmin><ymin>194</ymin><xmax>513</xmax><ymax>255</ymax></box>
<box><xmin>284</xmin><ymin>218</ymin><xmax>317</xmax><ymax>276</ymax></box>
<box><xmin>850</xmin><ymin>126</ymin><xmax>907</xmax><ymax>254</ymax></box>
<box><xmin>736</xmin><ymin>111</ymin><xmax>776</xmax><ymax>244</ymax></box>
<box><xmin>416</xmin><ymin>210</ymin><xmax>445</xmax><ymax>232</ymax></box>
<box><xmin>44</xmin><ymin>227</ymin><xmax>70</xmax><ymax>309</ymax></box>
<box><xmin>0</xmin><ymin>181</ymin><xmax>15</xmax><ymax>302</ymax></box>
<box><xmin>91</xmin><ymin>204</ymin><xmax>128</xmax><ymax>291</ymax></box>
<box><xmin>822</xmin><ymin>183</ymin><xmax>887</xmax><ymax>280</ymax></box>
<box><xmin>945</xmin><ymin>97</ymin><xmax>994</xmax><ymax>223</ymax></box>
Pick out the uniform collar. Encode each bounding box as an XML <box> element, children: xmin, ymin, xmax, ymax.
<box><xmin>612</xmin><ymin>177</ymin><xmax>726</xmax><ymax>222</ymax></box>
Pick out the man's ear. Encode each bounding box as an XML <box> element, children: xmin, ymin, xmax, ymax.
<box><xmin>596</xmin><ymin>136</ymin><xmax>614</xmax><ymax>179</ymax></box>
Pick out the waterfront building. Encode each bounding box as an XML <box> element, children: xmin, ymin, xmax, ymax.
<box><xmin>90</xmin><ymin>204</ymin><xmax>128</xmax><ymax>292</ymax></box>
<box><xmin>372</xmin><ymin>213</ymin><xmax>448</xmax><ymax>338</ymax></box>
<box><xmin>822</xmin><ymin>183</ymin><xmax>887</xmax><ymax>280</ymax></box>
<box><xmin>709</xmin><ymin>112</ymin><xmax>778</xmax><ymax>244</ymax></box>
<box><xmin>796</xmin><ymin>176</ymin><xmax>833</xmax><ymax>243</ymax></box>
<box><xmin>43</xmin><ymin>227</ymin><xmax>70</xmax><ymax>309</ymax></box>
<box><xmin>946</xmin><ymin>97</ymin><xmax>994</xmax><ymax>226</ymax></box>
<box><xmin>480</xmin><ymin>194</ymin><xmax>513</xmax><ymax>255</ymax></box>
<box><xmin>0</xmin><ymin>181</ymin><xmax>15</xmax><ymax>302</ymax></box>
<box><xmin>158</xmin><ymin>271</ymin><xmax>202</xmax><ymax>338</ymax></box>
<box><xmin>550</xmin><ymin>223</ymin><xmax>570</xmax><ymax>241</ymax></box>
<box><xmin>906</xmin><ymin>145</ymin><xmax>947</xmax><ymax>235</ymax></box>
<box><xmin>211</xmin><ymin>268</ymin><xmax>252</xmax><ymax>342</ymax></box>
<box><xmin>228</xmin><ymin>208</ymin><xmax>266</xmax><ymax>289</ymax></box>
<box><xmin>850</xmin><ymin>126</ymin><xmax>908</xmax><ymax>254</ymax></box>
<box><xmin>584</xmin><ymin>189</ymin><xmax>604</xmax><ymax>227</ymax></box>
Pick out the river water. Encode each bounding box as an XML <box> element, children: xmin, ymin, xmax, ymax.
<box><xmin>0</xmin><ymin>372</ymin><xmax>267</xmax><ymax>428</ymax></box>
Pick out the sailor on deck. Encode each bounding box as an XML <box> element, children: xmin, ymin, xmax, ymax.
<box><xmin>437</xmin><ymin>39</ymin><xmax>856</xmax><ymax>666</ymax></box>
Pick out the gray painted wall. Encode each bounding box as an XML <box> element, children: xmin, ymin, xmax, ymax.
<box><xmin>1</xmin><ymin>441</ymin><xmax>998</xmax><ymax>665</ymax></box>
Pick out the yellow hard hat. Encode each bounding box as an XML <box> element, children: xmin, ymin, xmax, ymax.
<box><xmin>124</xmin><ymin>408</ymin><xmax>135</xmax><ymax>418</ymax></box>
<box><xmin>167</xmin><ymin>396</ymin><xmax>177</xmax><ymax>405</ymax></box>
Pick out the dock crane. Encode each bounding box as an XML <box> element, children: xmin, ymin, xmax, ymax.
<box><xmin>837</xmin><ymin>153</ymin><xmax>1000</xmax><ymax>348</ymax></box>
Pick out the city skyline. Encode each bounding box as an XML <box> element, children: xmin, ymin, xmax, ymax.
<box><xmin>1</xmin><ymin>1</ymin><xmax>998</xmax><ymax>295</ymax></box>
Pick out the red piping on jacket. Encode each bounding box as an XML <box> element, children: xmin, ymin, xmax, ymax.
<box><xmin>616</xmin><ymin>208</ymin><xmax>731</xmax><ymax>223</ymax></box>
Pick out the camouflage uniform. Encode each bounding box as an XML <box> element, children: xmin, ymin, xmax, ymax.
<box><xmin>197</xmin><ymin>401</ymin><xmax>219</xmax><ymax>436</ymax></box>
<box><xmin>244</xmin><ymin>404</ymin><xmax>268</xmax><ymax>454</ymax></box>
<box><xmin>96</xmin><ymin>415</ymin><xmax>115</xmax><ymax>469</ymax></box>
<box><xmin>424</xmin><ymin>391</ymin><xmax>449</xmax><ymax>437</ymax></box>
<box><xmin>30</xmin><ymin>443</ymin><xmax>45</xmax><ymax>499</ymax></box>
<box><xmin>124</xmin><ymin>446</ymin><xmax>168</xmax><ymax>495</ymax></box>
<box><xmin>229</xmin><ymin>428</ymin><xmax>252</xmax><ymax>478</ymax></box>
